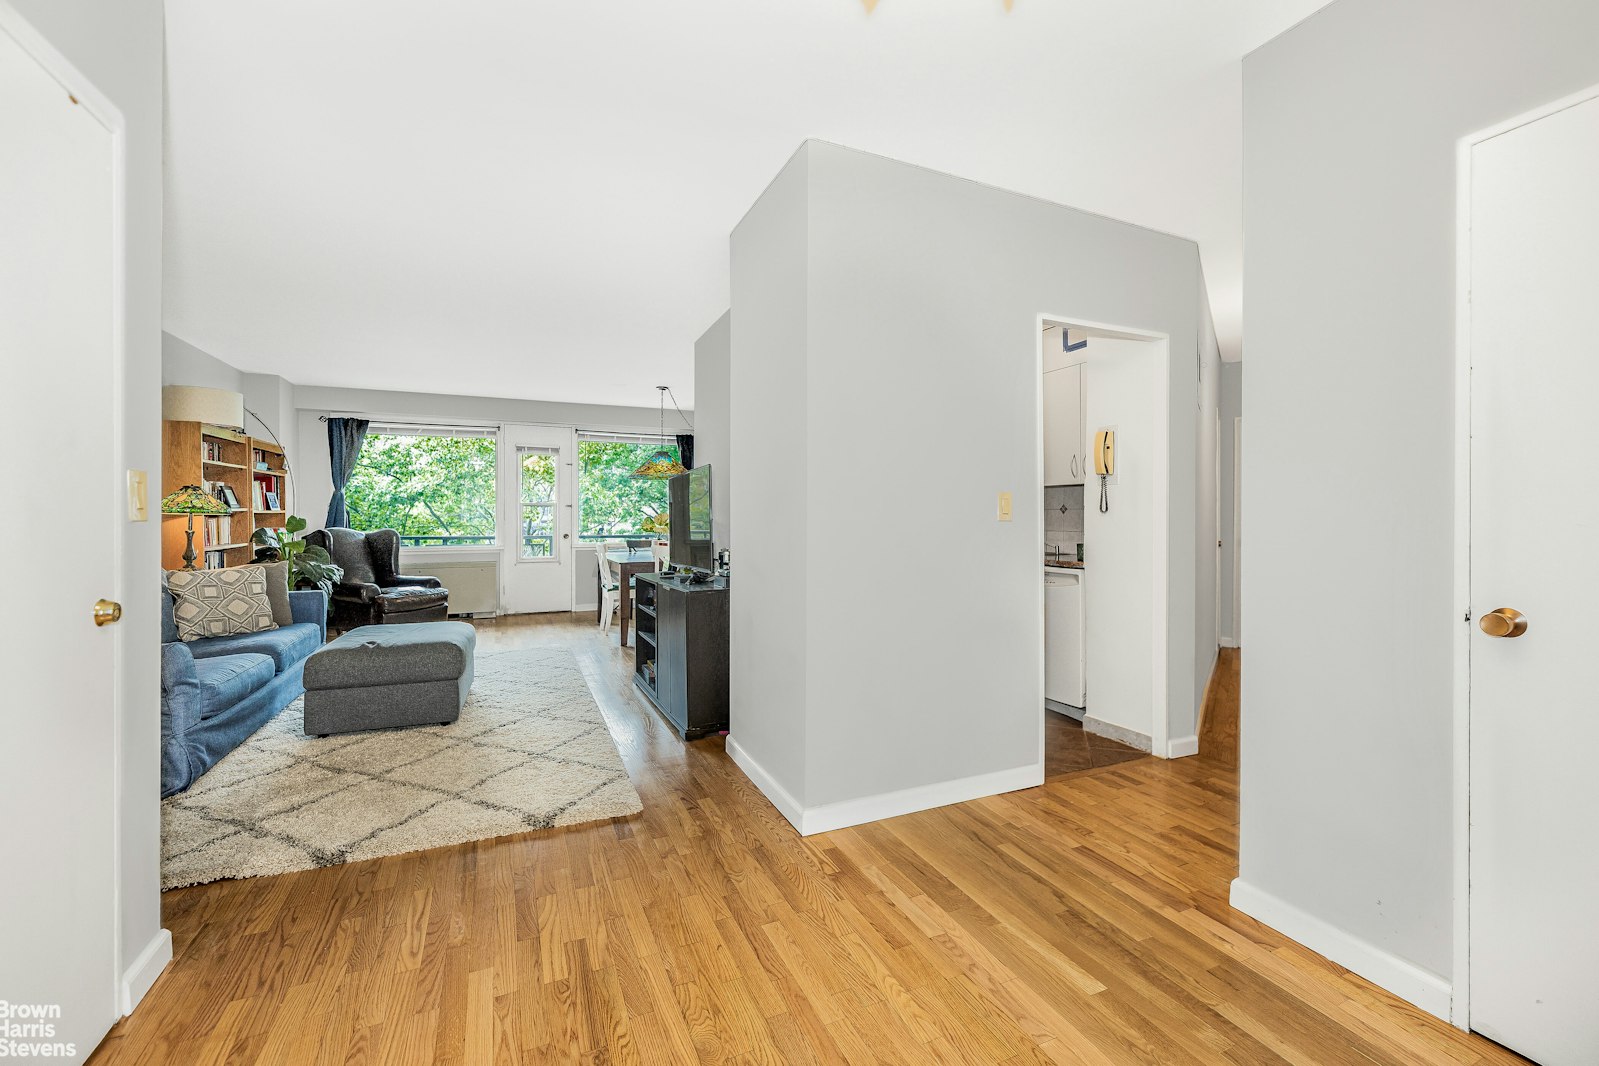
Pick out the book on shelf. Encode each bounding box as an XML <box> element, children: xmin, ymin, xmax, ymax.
<box><xmin>202</xmin><ymin>514</ymin><xmax>233</xmax><ymax>547</ymax></box>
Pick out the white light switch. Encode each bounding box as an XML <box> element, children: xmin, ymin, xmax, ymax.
<box><xmin>997</xmin><ymin>491</ymin><xmax>1012</xmax><ymax>522</ymax></box>
<box><xmin>127</xmin><ymin>469</ymin><xmax>148</xmax><ymax>521</ymax></box>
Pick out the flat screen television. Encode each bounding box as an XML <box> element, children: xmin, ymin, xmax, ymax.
<box><xmin>668</xmin><ymin>465</ymin><xmax>714</xmax><ymax>572</ymax></box>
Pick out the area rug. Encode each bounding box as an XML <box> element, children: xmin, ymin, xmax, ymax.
<box><xmin>161</xmin><ymin>645</ymin><xmax>642</xmax><ymax>889</ymax></box>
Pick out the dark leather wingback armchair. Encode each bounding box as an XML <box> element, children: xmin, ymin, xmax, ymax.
<box><xmin>305</xmin><ymin>527</ymin><xmax>449</xmax><ymax>630</ymax></box>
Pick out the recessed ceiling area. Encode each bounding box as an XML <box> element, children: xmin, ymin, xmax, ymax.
<box><xmin>163</xmin><ymin>0</ymin><xmax>1334</xmax><ymax>408</ymax></box>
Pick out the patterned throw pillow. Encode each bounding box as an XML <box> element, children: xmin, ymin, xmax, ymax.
<box><xmin>166</xmin><ymin>567</ymin><xmax>278</xmax><ymax>641</ymax></box>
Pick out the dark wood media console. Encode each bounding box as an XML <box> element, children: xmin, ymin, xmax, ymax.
<box><xmin>631</xmin><ymin>572</ymin><xmax>729</xmax><ymax>739</ymax></box>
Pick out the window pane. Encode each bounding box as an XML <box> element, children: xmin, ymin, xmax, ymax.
<box><xmin>576</xmin><ymin>439</ymin><xmax>677</xmax><ymax>541</ymax></box>
<box><xmin>520</xmin><ymin>447</ymin><xmax>556</xmax><ymax>504</ymax></box>
<box><xmin>518</xmin><ymin>447</ymin><xmax>558</xmax><ymax>559</ymax></box>
<box><xmin>521</xmin><ymin>504</ymin><xmax>554</xmax><ymax>558</ymax></box>
<box><xmin>345</xmin><ymin>432</ymin><xmax>497</xmax><ymax>547</ymax></box>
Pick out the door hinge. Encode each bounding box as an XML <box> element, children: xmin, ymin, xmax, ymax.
<box><xmin>1464</xmin><ymin>609</ymin><xmax>1472</xmax><ymax>623</ymax></box>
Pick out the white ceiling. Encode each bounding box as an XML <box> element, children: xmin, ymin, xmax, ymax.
<box><xmin>163</xmin><ymin>0</ymin><xmax>1331</xmax><ymax>408</ymax></box>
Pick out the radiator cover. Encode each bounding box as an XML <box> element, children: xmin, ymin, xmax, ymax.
<box><xmin>402</xmin><ymin>558</ymin><xmax>500</xmax><ymax>617</ymax></box>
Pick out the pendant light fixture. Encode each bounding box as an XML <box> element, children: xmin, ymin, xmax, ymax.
<box><xmin>632</xmin><ymin>386</ymin><xmax>688</xmax><ymax>479</ymax></box>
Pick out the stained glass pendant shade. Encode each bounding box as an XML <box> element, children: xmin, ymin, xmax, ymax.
<box><xmin>632</xmin><ymin>386</ymin><xmax>688</xmax><ymax>479</ymax></box>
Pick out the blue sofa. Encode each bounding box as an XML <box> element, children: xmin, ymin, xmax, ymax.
<box><xmin>160</xmin><ymin>586</ymin><xmax>326</xmax><ymax>797</ymax></box>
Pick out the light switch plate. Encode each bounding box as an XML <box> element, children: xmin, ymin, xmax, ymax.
<box><xmin>127</xmin><ymin>469</ymin><xmax>148</xmax><ymax>521</ymax></box>
<box><xmin>997</xmin><ymin>491</ymin><xmax>1012</xmax><ymax>522</ymax></box>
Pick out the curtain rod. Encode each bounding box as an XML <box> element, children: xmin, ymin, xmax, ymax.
<box><xmin>315</xmin><ymin>413</ymin><xmax>686</xmax><ymax>438</ymax></box>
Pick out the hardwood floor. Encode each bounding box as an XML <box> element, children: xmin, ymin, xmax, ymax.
<box><xmin>91</xmin><ymin>618</ymin><xmax>1525</xmax><ymax>1065</ymax></box>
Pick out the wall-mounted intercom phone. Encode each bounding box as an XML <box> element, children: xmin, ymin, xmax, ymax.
<box><xmin>1093</xmin><ymin>430</ymin><xmax>1115</xmax><ymax>477</ymax></box>
<box><xmin>1093</xmin><ymin>429</ymin><xmax>1116</xmax><ymax>512</ymax></box>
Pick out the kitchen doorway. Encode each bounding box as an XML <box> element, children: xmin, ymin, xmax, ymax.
<box><xmin>1037</xmin><ymin>316</ymin><xmax>1178</xmax><ymax>771</ymax></box>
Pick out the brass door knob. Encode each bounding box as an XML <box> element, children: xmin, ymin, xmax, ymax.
<box><xmin>1479</xmin><ymin>607</ymin><xmax>1527</xmax><ymax>638</ymax></box>
<box><xmin>93</xmin><ymin>599</ymin><xmax>122</xmax><ymax>627</ymax></box>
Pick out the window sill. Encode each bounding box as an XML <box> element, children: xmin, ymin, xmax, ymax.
<box><xmin>398</xmin><ymin>545</ymin><xmax>503</xmax><ymax>562</ymax></box>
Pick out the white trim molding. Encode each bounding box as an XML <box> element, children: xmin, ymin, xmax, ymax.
<box><xmin>119</xmin><ymin>929</ymin><xmax>172</xmax><ymax>1016</ymax></box>
<box><xmin>1230</xmin><ymin>879</ymin><xmax>1451</xmax><ymax>1021</ymax></box>
<box><xmin>1166</xmin><ymin>735</ymin><xmax>1200</xmax><ymax>759</ymax></box>
<box><xmin>725</xmin><ymin>736</ymin><xmax>805</xmax><ymax>830</ymax></box>
<box><xmin>1219</xmin><ymin>636</ymin><xmax>1239</xmax><ymax>649</ymax></box>
<box><xmin>727</xmin><ymin>736</ymin><xmax>1043</xmax><ymax>836</ymax></box>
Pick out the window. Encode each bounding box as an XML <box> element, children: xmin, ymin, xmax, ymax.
<box><xmin>345</xmin><ymin>425</ymin><xmax>497</xmax><ymax>547</ymax></box>
<box><xmin>576</xmin><ymin>434</ymin><xmax>679</xmax><ymax>541</ymax></box>
<box><xmin>518</xmin><ymin>446</ymin><xmax>557</xmax><ymax>559</ymax></box>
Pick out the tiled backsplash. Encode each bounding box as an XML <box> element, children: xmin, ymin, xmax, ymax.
<box><xmin>1045</xmin><ymin>484</ymin><xmax>1084</xmax><ymax>558</ymax></box>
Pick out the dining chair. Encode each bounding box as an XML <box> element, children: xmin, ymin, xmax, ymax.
<box><xmin>652</xmin><ymin>541</ymin><xmax>670</xmax><ymax>572</ymax></box>
<box><xmin>596</xmin><ymin>550</ymin><xmax>621</xmax><ymax>634</ymax></box>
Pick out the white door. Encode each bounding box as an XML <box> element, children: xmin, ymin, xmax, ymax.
<box><xmin>1468</xmin><ymin>90</ymin><xmax>1599</xmax><ymax>1065</ymax></box>
<box><xmin>0</xmin><ymin>19</ymin><xmax>122</xmax><ymax>1057</ymax></box>
<box><xmin>500</xmin><ymin>424</ymin><xmax>574</xmax><ymax>613</ymax></box>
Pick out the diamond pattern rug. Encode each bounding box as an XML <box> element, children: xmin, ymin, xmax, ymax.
<box><xmin>162</xmin><ymin>645</ymin><xmax>642</xmax><ymax>889</ymax></box>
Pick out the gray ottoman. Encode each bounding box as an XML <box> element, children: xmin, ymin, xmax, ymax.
<box><xmin>303</xmin><ymin>621</ymin><xmax>476</xmax><ymax>736</ymax></box>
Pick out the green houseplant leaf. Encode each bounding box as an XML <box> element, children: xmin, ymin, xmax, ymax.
<box><xmin>252</xmin><ymin>517</ymin><xmax>342</xmax><ymax>597</ymax></box>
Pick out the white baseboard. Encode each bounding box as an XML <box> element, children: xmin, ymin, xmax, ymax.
<box><xmin>1220</xmin><ymin>636</ymin><xmax>1240</xmax><ymax>649</ymax></box>
<box><xmin>726</xmin><ymin>736</ymin><xmax>1043</xmax><ymax>836</ymax></box>
<box><xmin>1166</xmin><ymin>734</ymin><xmax>1199</xmax><ymax>758</ymax></box>
<box><xmin>725</xmin><ymin>736</ymin><xmax>805</xmax><ymax>830</ymax></box>
<box><xmin>120</xmin><ymin>928</ymin><xmax>172</xmax><ymax>1016</ymax></box>
<box><xmin>1229</xmin><ymin>879</ymin><xmax>1450</xmax><ymax>1020</ymax></box>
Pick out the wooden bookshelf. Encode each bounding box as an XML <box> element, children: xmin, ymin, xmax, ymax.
<box><xmin>161</xmin><ymin>421</ymin><xmax>291</xmax><ymax>570</ymax></box>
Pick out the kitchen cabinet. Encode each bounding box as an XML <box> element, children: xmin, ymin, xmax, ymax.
<box><xmin>1043</xmin><ymin>362</ymin><xmax>1085</xmax><ymax>486</ymax></box>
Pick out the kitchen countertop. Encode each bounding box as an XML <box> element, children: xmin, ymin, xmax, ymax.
<box><xmin>1044</xmin><ymin>559</ymin><xmax>1085</xmax><ymax>570</ymax></box>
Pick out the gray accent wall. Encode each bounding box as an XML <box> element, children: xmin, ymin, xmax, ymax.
<box><xmin>1242</xmin><ymin>0</ymin><xmax>1599</xmax><ymax>995</ymax></box>
<box><xmin>693</xmin><ymin>311</ymin><xmax>732</xmax><ymax>552</ymax></box>
<box><xmin>731</xmin><ymin>140</ymin><xmax>1217</xmax><ymax>815</ymax></box>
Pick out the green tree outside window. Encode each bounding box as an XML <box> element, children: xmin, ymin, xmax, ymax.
<box><xmin>345</xmin><ymin>433</ymin><xmax>497</xmax><ymax>545</ymax></box>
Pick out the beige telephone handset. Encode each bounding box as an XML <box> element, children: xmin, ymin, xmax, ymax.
<box><xmin>1093</xmin><ymin>430</ymin><xmax>1115</xmax><ymax>512</ymax></box>
<box><xmin>1093</xmin><ymin>430</ymin><xmax>1115</xmax><ymax>477</ymax></box>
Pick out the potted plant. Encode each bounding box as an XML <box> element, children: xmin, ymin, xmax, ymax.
<box><xmin>251</xmin><ymin>516</ymin><xmax>343</xmax><ymax>596</ymax></box>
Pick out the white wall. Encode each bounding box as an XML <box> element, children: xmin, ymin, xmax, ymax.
<box><xmin>7</xmin><ymin>0</ymin><xmax>168</xmax><ymax>1013</ymax></box>
<box><xmin>1219</xmin><ymin>362</ymin><xmax>1242</xmax><ymax>644</ymax></box>
<box><xmin>162</xmin><ymin>330</ymin><xmax>242</xmax><ymax>391</ymax></box>
<box><xmin>1082</xmin><ymin>336</ymin><xmax>1162</xmax><ymax>747</ymax></box>
<box><xmin>727</xmin><ymin>151</ymin><xmax>810</xmax><ymax>810</ymax></box>
<box><xmin>1241</xmin><ymin>0</ymin><xmax>1599</xmax><ymax>1012</ymax></box>
<box><xmin>693</xmin><ymin>311</ymin><xmax>732</xmax><ymax>552</ymax></box>
<box><xmin>731</xmin><ymin>141</ymin><xmax>1215</xmax><ymax>829</ymax></box>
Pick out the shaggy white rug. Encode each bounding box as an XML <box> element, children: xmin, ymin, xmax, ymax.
<box><xmin>162</xmin><ymin>645</ymin><xmax>642</xmax><ymax>889</ymax></box>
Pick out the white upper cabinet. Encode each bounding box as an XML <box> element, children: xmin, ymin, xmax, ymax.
<box><xmin>1044</xmin><ymin>362</ymin><xmax>1085</xmax><ymax>485</ymax></box>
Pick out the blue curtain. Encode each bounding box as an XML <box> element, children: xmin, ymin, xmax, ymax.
<box><xmin>325</xmin><ymin>417</ymin><xmax>370</xmax><ymax>529</ymax></box>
